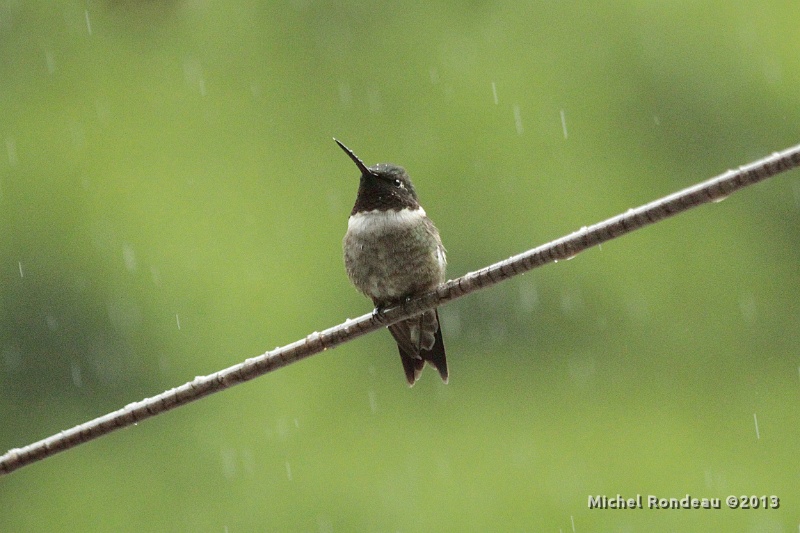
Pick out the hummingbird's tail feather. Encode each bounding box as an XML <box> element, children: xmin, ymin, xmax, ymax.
<box><xmin>426</xmin><ymin>310</ymin><xmax>448</xmax><ymax>383</ymax></box>
<box><xmin>388</xmin><ymin>310</ymin><xmax>448</xmax><ymax>386</ymax></box>
<box><xmin>398</xmin><ymin>347</ymin><xmax>426</xmax><ymax>385</ymax></box>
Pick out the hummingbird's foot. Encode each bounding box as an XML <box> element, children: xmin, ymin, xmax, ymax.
<box><xmin>373</xmin><ymin>295</ymin><xmax>413</xmax><ymax>323</ymax></box>
<box><xmin>372</xmin><ymin>305</ymin><xmax>388</xmax><ymax>323</ymax></box>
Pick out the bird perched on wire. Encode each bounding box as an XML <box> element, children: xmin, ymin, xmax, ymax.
<box><xmin>337</xmin><ymin>139</ymin><xmax>448</xmax><ymax>386</ymax></box>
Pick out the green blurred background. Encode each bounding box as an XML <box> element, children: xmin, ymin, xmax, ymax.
<box><xmin>1</xmin><ymin>1</ymin><xmax>798</xmax><ymax>531</ymax></box>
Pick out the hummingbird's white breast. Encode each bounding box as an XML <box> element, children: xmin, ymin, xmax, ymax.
<box><xmin>344</xmin><ymin>206</ymin><xmax>446</xmax><ymax>303</ymax></box>
<box><xmin>346</xmin><ymin>206</ymin><xmax>428</xmax><ymax>235</ymax></box>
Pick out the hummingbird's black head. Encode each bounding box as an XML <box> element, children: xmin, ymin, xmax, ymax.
<box><xmin>335</xmin><ymin>139</ymin><xmax>420</xmax><ymax>215</ymax></box>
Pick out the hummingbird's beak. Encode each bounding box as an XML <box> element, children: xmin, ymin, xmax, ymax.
<box><xmin>334</xmin><ymin>138</ymin><xmax>373</xmax><ymax>176</ymax></box>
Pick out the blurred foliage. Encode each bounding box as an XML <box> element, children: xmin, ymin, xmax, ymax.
<box><xmin>1</xmin><ymin>1</ymin><xmax>799</xmax><ymax>531</ymax></box>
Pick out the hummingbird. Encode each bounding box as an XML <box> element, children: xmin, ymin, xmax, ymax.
<box><xmin>336</xmin><ymin>139</ymin><xmax>448</xmax><ymax>386</ymax></box>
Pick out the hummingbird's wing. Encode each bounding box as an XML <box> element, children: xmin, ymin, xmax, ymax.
<box><xmin>388</xmin><ymin>310</ymin><xmax>448</xmax><ymax>386</ymax></box>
